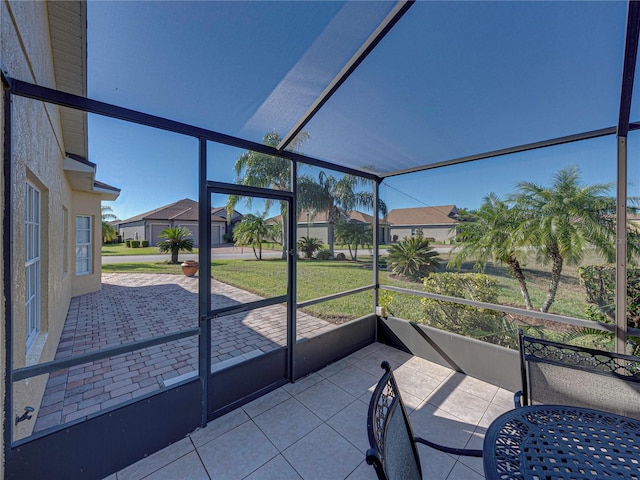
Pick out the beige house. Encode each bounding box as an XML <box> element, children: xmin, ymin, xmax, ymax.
<box><xmin>383</xmin><ymin>205</ymin><xmax>460</xmax><ymax>243</ymax></box>
<box><xmin>280</xmin><ymin>209</ymin><xmax>375</xmax><ymax>244</ymax></box>
<box><xmin>1</xmin><ymin>0</ymin><xmax>119</xmax><ymax>446</ymax></box>
<box><xmin>116</xmin><ymin>198</ymin><xmax>242</xmax><ymax>247</ymax></box>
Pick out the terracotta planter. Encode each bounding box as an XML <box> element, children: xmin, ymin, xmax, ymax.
<box><xmin>181</xmin><ymin>260</ymin><xmax>199</xmax><ymax>277</ymax></box>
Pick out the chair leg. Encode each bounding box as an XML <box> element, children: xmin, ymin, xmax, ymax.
<box><xmin>414</xmin><ymin>436</ymin><xmax>483</xmax><ymax>457</ymax></box>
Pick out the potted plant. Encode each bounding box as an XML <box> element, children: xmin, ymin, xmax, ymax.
<box><xmin>180</xmin><ymin>260</ymin><xmax>199</xmax><ymax>277</ymax></box>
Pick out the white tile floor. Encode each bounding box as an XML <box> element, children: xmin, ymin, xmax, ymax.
<box><xmin>104</xmin><ymin>343</ymin><xmax>515</xmax><ymax>480</ymax></box>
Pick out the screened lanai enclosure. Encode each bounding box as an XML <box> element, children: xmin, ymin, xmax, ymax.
<box><xmin>3</xmin><ymin>1</ymin><xmax>640</xmax><ymax>478</ymax></box>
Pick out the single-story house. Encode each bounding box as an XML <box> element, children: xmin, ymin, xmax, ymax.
<box><xmin>116</xmin><ymin>198</ymin><xmax>242</xmax><ymax>247</ymax></box>
<box><xmin>2</xmin><ymin>0</ymin><xmax>120</xmax><ymax>442</ymax></box>
<box><xmin>383</xmin><ymin>205</ymin><xmax>460</xmax><ymax>243</ymax></box>
<box><xmin>267</xmin><ymin>209</ymin><xmax>376</xmax><ymax>244</ymax></box>
<box><xmin>272</xmin><ymin>206</ymin><xmax>459</xmax><ymax>245</ymax></box>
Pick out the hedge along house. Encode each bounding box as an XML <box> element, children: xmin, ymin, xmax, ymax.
<box><xmin>2</xmin><ymin>1</ymin><xmax>640</xmax><ymax>479</ymax></box>
<box><xmin>115</xmin><ymin>198</ymin><xmax>242</xmax><ymax>247</ymax></box>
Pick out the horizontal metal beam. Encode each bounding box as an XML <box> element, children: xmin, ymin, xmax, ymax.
<box><xmin>8</xmin><ymin>78</ymin><xmax>379</xmax><ymax>181</ymax></box>
<box><xmin>205</xmin><ymin>295</ymin><xmax>288</xmax><ymax>320</ymax></box>
<box><xmin>12</xmin><ymin>328</ymin><xmax>199</xmax><ymax>381</ymax></box>
<box><xmin>297</xmin><ymin>285</ymin><xmax>374</xmax><ymax>309</ymax></box>
<box><xmin>381</xmin><ymin>126</ymin><xmax>622</xmax><ymax>179</ymax></box>
<box><xmin>380</xmin><ymin>285</ymin><xmax>640</xmax><ymax>337</ymax></box>
<box><xmin>277</xmin><ymin>0</ymin><xmax>415</xmax><ymax>153</ymax></box>
<box><xmin>207</xmin><ymin>181</ymin><xmax>294</xmax><ymax>201</ymax></box>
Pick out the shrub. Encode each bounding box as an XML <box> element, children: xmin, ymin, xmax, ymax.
<box><xmin>335</xmin><ymin>252</ymin><xmax>346</xmax><ymax>260</ymax></box>
<box><xmin>297</xmin><ymin>236</ymin><xmax>323</xmax><ymax>259</ymax></box>
<box><xmin>131</xmin><ymin>240</ymin><xmax>141</xmax><ymax>248</ymax></box>
<box><xmin>141</xmin><ymin>240</ymin><xmax>149</xmax><ymax>247</ymax></box>
<box><xmin>125</xmin><ymin>239</ymin><xmax>132</xmax><ymax>247</ymax></box>
<box><xmin>315</xmin><ymin>249</ymin><xmax>331</xmax><ymax>260</ymax></box>
<box><xmin>420</xmin><ymin>272</ymin><xmax>516</xmax><ymax>348</ymax></box>
<box><xmin>223</xmin><ymin>233</ymin><xmax>231</xmax><ymax>243</ymax></box>
<box><xmin>392</xmin><ymin>234</ymin><xmax>398</xmax><ymax>242</ymax></box>
<box><xmin>578</xmin><ymin>264</ymin><xmax>640</xmax><ymax>329</ymax></box>
<box><xmin>387</xmin><ymin>236</ymin><xmax>440</xmax><ymax>282</ymax></box>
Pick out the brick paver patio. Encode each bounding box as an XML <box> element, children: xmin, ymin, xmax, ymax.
<box><xmin>34</xmin><ymin>273</ymin><xmax>335</xmax><ymax>433</ymax></box>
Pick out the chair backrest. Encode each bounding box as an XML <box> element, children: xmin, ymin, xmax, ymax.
<box><xmin>366</xmin><ymin>361</ymin><xmax>422</xmax><ymax>480</ymax></box>
<box><xmin>519</xmin><ymin>330</ymin><xmax>640</xmax><ymax>419</ymax></box>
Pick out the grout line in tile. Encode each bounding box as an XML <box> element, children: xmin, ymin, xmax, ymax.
<box><xmin>190</xmin><ymin>436</ymin><xmax>213</xmax><ymax>480</ymax></box>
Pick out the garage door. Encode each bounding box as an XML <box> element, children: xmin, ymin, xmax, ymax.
<box><xmin>150</xmin><ymin>224</ymin><xmax>170</xmax><ymax>246</ymax></box>
<box><xmin>211</xmin><ymin>225</ymin><xmax>221</xmax><ymax>245</ymax></box>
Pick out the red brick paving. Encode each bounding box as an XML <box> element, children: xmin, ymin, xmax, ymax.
<box><xmin>34</xmin><ymin>273</ymin><xmax>335</xmax><ymax>433</ymax></box>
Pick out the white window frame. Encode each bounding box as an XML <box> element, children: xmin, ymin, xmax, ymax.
<box><xmin>25</xmin><ymin>182</ymin><xmax>41</xmax><ymax>349</ymax></box>
<box><xmin>76</xmin><ymin>215</ymin><xmax>92</xmax><ymax>275</ymax></box>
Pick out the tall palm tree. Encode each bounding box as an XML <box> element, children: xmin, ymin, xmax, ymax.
<box><xmin>232</xmin><ymin>213</ymin><xmax>270</xmax><ymax>260</ymax></box>
<box><xmin>101</xmin><ymin>205</ymin><xmax>118</xmax><ymax>244</ymax></box>
<box><xmin>297</xmin><ymin>171</ymin><xmax>386</xmax><ymax>258</ymax></box>
<box><xmin>512</xmin><ymin>165</ymin><xmax>616</xmax><ymax>313</ymax></box>
<box><xmin>227</xmin><ymin>130</ymin><xmax>309</xmax><ymax>259</ymax></box>
<box><xmin>335</xmin><ymin>219</ymin><xmax>372</xmax><ymax>261</ymax></box>
<box><xmin>450</xmin><ymin>193</ymin><xmax>533</xmax><ymax>310</ymax></box>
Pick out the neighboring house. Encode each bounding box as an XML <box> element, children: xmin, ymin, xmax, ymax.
<box><xmin>116</xmin><ymin>198</ymin><xmax>242</xmax><ymax>247</ymax></box>
<box><xmin>267</xmin><ymin>209</ymin><xmax>375</xmax><ymax>244</ymax></box>
<box><xmin>1</xmin><ymin>1</ymin><xmax>120</xmax><ymax>442</ymax></box>
<box><xmin>384</xmin><ymin>205</ymin><xmax>460</xmax><ymax>243</ymax></box>
<box><xmin>274</xmin><ymin>206</ymin><xmax>459</xmax><ymax>244</ymax></box>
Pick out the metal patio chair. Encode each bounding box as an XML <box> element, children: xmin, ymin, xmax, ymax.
<box><xmin>516</xmin><ymin>329</ymin><xmax>640</xmax><ymax>419</ymax></box>
<box><xmin>366</xmin><ymin>361</ymin><xmax>482</xmax><ymax>480</ymax></box>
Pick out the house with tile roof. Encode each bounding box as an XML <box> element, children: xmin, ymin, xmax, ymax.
<box><xmin>116</xmin><ymin>198</ymin><xmax>242</xmax><ymax>247</ymax></box>
<box><xmin>268</xmin><ymin>209</ymin><xmax>377</xmax><ymax>244</ymax></box>
<box><xmin>383</xmin><ymin>205</ymin><xmax>460</xmax><ymax>243</ymax></box>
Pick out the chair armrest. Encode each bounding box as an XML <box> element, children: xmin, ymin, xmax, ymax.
<box><xmin>514</xmin><ymin>390</ymin><xmax>523</xmax><ymax>408</ymax></box>
<box><xmin>414</xmin><ymin>436</ymin><xmax>482</xmax><ymax>457</ymax></box>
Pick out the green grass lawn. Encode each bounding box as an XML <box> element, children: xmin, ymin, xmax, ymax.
<box><xmin>102</xmin><ymin>243</ymin><xmax>199</xmax><ymax>256</ymax></box>
<box><xmin>102</xmin><ymin>251</ymin><xmax>597</xmax><ymax>325</ymax></box>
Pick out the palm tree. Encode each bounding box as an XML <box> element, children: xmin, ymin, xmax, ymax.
<box><xmin>297</xmin><ymin>236</ymin><xmax>323</xmax><ymax>259</ymax></box>
<box><xmin>449</xmin><ymin>193</ymin><xmax>533</xmax><ymax>310</ymax></box>
<box><xmin>157</xmin><ymin>227</ymin><xmax>194</xmax><ymax>264</ymax></box>
<box><xmin>233</xmin><ymin>213</ymin><xmax>270</xmax><ymax>260</ymax></box>
<box><xmin>512</xmin><ymin>166</ymin><xmax>618</xmax><ymax>312</ymax></box>
<box><xmin>298</xmin><ymin>171</ymin><xmax>386</xmax><ymax>258</ymax></box>
<box><xmin>387</xmin><ymin>236</ymin><xmax>441</xmax><ymax>282</ymax></box>
<box><xmin>335</xmin><ymin>219</ymin><xmax>372</xmax><ymax>261</ymax></box>
<box><xmin>101</xmin><ymin>205</ymin><xmax>118</xmax><ymax>244</ymax></box>
<box><xmin>227</xmin><ymin>130</ymin><xmax>309</xmax><ymax>259</ymax></box>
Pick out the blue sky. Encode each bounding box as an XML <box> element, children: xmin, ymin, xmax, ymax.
<box><xmin>86</xmin><ymin>1</ymin><xmax>635</xmax><ymax>222</ymax></box>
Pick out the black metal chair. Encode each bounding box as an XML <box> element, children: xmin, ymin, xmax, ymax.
<box><xmin>516</xmin><ymin>329</ymin><xmax>640</xmax><ymax>419</ymax></box>
<box><xmin>366</xmin><ymin>361</ymin><xmax>482</xmax><ymax>480</ymax></box>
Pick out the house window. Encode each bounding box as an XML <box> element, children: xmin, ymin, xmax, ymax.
<box><xmin>76</xmin><ymin>215</ymin><xmax>92</xmax><ymax>275</ymax></box>
<box><xmin>25</xmin><ymin>182</ymin><xmax>41</xmax><ymax>348</ymax></box>
<box><xmin>62</xmin><ymin>207</ymin><xmax>68</xmax><ymax>275</ymax></box>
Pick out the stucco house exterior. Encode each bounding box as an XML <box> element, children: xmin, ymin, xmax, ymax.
<box><xmin>2</xmin><ymin>1</ymin><xmax>120</xmax><ymax>446</ymax></box>
<box><xmin>383</xmin><ymin>205</ymin><xmax>460</xmax><ymax>243</ymax></box>
<box><xmin>277</xmin><ymin>209</ymin><xmax>375</xmax><ymax>244</ymax></box>
<box><xmin>290</xmin><ymin>206</ymin><xmax>459</xmax><ymax>245</ymax></box>
<box><xmin>116</xmin><ymin>198</ymin><xmax>242</xmax><ymax>247</ymax></box>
